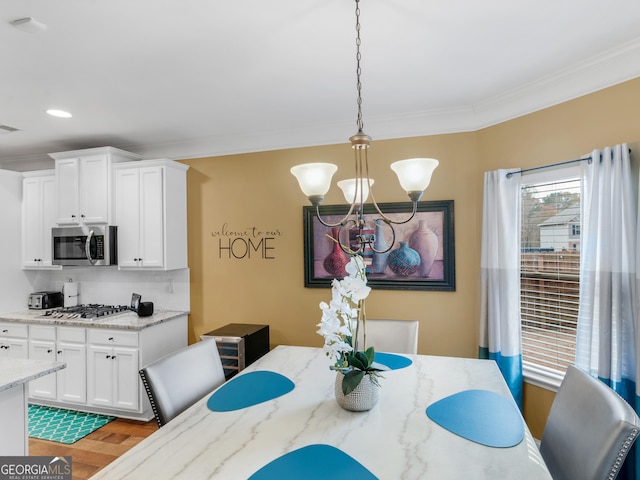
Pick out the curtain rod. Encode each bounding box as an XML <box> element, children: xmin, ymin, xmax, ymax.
<box><xmin>506</xmin><ymin>157</ymin><xmax>589</xmax><ymax>178</ymax></box>
<box><xmin>505</xmin><ymin>148</ymin><xmax>632</xmax><ymax>179</ymax></box>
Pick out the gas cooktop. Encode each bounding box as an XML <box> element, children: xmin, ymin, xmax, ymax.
<box><xmin>43</xmin><ymin>304</ymin><xmax>131</xmax><ymax>319</ymax></box>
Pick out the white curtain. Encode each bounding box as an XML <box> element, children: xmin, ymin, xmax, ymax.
<box><xmin>576</xmin><ymin>143</ymin><xmax>638</xmax><ymax>480</ymax></box>
<box><xmin>479</xmin><ymin>169</ymin><xmax>523</xmax><ymax>408</ymax></box>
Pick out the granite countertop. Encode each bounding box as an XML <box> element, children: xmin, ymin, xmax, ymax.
<box><xmin>0</xmin><ymin>309</ymin><xmax>189</xmax><ymax>330</ymax></box>
<box><xmin>0</xmin><ymin>357</ymin><xmax>65</xmax><ymax>392</ymax></box>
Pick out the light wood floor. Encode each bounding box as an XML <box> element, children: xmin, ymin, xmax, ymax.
<box><xmin>29</xmin><ymin>417</ymin><xmax>158</xmax><ymax>480</ymax></box>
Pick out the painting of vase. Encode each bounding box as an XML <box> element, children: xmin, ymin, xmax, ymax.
<box><xmin>323</xmin><ymin>227</ymin><xmax>350</xmax><ymax>277</ymax></box>
<box><xmin>304</xmin><ymin>200</ymin><xmax>455</xmax><ymax>291</ymax></box>
<box><xmin>409</xmin><ymin>220</ymin><xmax>439</xmax><ymax>277</ymax></box>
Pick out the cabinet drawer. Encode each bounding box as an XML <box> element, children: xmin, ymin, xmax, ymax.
<box><xmin>0</xmin><ymin>323</ymin><xmax>30</xmax><ymax>339</ymax></box>
<box><xmin>88</xmin><ymin>329</ymin><xmax>138</xmax><ymax>347</ymax></box>
<box><xmin>29</xmin><ymin>325</ymin><xmax>56</xmax><ymax>341</ymax></box>
<box><xmin>58</xmin><ymin>327</ymin><xmax>86</xmax><ymax>343</ymax></box>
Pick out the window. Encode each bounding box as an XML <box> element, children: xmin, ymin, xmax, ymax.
<box><xmin>520</xmin><ymin>168</ymin><xmax>581</xmax><ymax>390</ymax></box>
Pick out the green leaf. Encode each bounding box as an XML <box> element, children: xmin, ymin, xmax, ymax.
<box><xmin>348</xmin><ymin>354</ymin><xmax>366</xmax><ymax>371</ymax></box>
<box><xmin>342</xmin><ymin>370</ymin><xmax>365</xmax><ymax>395</ymax></box>
<box><xmin>364</xmin><ymin>347</ymin><xmax>375</xmax><ymax>367</ymax></box>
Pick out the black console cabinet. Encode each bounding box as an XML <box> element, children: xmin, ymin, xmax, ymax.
<box><xmin>201</xmin><ymin>324</ymin><xmax>270</xmax><ymax>379</ymax></box>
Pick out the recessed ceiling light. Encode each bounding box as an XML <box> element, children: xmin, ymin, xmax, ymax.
<box><xmin>10</xmin><ymin>17</ymin><xmax>47</xmax><ymax>33</ymax></box>
<box><xmin>46</xmin><ymin>109</ymin><xmax>72</xmax><ymax>118</ymax></box>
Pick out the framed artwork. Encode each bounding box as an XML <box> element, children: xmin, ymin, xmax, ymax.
<box><xmin>303</xmin><ymin>200</ymin><xmax>455</xmax><ymax>291</ymax></box>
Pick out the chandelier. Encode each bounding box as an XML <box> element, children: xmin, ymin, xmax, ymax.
<box><xmin>290</xmin><ymin>0</ymin><xmax>438</xmax><ymax>255</ymax></box>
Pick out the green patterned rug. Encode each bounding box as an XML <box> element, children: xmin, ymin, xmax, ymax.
<box><xmin>28</xmin><ymin>404</ymin><xmax>115</xmax><ymax>444</ymax></box>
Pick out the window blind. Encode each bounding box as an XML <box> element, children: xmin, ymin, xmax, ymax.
<box><xmin>520</xmin><ymin>177</ymin><xmax>581</xmax><ymax>373</ymax></box>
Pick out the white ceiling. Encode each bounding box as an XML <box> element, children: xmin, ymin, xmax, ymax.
<box><xmin>2</xmin><ymin>0</ymin><xmax>640</xmax><ymax>171</ymax></box>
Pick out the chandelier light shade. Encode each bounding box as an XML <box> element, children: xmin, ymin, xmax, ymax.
<box><xmin>390</xmin><ymin>158</ymin><xmax>440</xmax><ymax>201</ymax></box>
<box><xmin>337</xmin><ymin>178</ymin><xmax>374</xmax><ymax>204</ymax></box>
<box><xmin>290</xmin><ymin>0</ymin><xmax>439</xmax><ymax>255</ymax></box>
<box><xmin>290</xmin><ymin>163</ymin><xmax>338</xmax><ymax>204</ymax></box>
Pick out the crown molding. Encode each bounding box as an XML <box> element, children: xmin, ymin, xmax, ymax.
<box><xmin>138</xmin><ymin>37</ymin><xmax>640</xmax><ymax>161</ymax></box>
<box><xmin>2</xmin><ymin>38</ymin><xmax>640</xmax><ymax>169</ymax></box>
<box><xmin>470</xmin><ymin>37</ymin><xmax>640</xmax><ymax>129</ymax></box>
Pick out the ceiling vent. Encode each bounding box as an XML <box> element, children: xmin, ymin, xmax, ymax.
<box><xmin>0</xmin><ymin>125</ymin><xmax>20</xmax><ymax>134</ymax></box>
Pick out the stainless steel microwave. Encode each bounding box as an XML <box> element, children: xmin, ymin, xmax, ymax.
<box><xmin>52</xmin><ymin>226</ymin><xmax>117</xmax><ymax>266</ymax></box>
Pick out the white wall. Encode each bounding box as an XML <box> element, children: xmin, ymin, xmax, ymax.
<box><xmin>24</xmin><ymin>267</ymin><xmax>190</xmax><ymax>312</ymax></box>
<box><xmin>0</xmin><ymin>170</ymin><xmax>33</xmax><ymax>311</ymax></box>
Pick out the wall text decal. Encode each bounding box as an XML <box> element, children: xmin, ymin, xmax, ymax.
<box><xmin>212</xmin><ymin>223</ymin><xmax>282</xmax><ymax>259</ymax></box>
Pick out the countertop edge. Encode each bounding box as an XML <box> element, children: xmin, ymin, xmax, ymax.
<box><xmin>0</xmin><ymin>310</ymin><xmax>190</xmax><ymax>331</ymax></box>
<box><xmin>0</xmin><ymin>359</ymin><xmax>66</xmax><ymax>392</ymax></box>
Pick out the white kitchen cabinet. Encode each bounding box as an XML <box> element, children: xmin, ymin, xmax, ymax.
<box><xmin>115</xmin><ymin>159</ymin><xmax>189</xmax><ymax>270</ymax></box>
<box><xmin>28</xmin><ymin>339</ymin><xmax>57</xmax><ymax>399</ymax></box>
<box><xmin>0</xmin><ymin>323</ymin><xmax>28</xmax><ymax>359</ymax></box>
<box><xmin>50</xmin><ymin>146</ymin><xmax>141</xmax><ymax>226</ymax></box>
<box><xmin>87</xmin><ymin>330</ymin><xmax>139</xmax><ymax>411</ymax></box>
<box><xmin>28</xmin><ymin>326</ymin><xmax>86</xmax><ymax>404</ymax></box>
<box><xmin>22</xmin><ymin>170</ymin><xmax>61</xmax><ymax>269</ymax></box>
<box><xmin>12</xmin><ymin>313</ymin><xmax>187</xmax><ymax>420</ymax></box>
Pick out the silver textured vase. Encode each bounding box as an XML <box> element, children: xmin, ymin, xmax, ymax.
<box><xmin>334</xmin><ymin>372</ymin><xmax>380</xmax><ymax>411</ymax></box>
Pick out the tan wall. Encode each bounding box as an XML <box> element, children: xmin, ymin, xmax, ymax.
<box><xmin>181</xmin><ymin>76</ymin><xmax>640</xmax><ymax>437</ymax></box>
<box><xmin>183</xmin><ymin>132</ymin><xmax>482</xmax><ymax>358</ymax></box>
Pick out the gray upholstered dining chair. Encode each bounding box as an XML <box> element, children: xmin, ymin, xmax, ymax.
<box><xmin>539</xmin><ymin>365</ymin><xmax>640</xmax><ymax>480</ymax></box>
<box><xmin>139</xmin><ymin>339</ymin><xmax>226</xmax><ymax>427</ymax></box>
<box><xmin>357</xmin><ymin>319</ymin><xmax>419</xmax><ymax>354</ymax></box>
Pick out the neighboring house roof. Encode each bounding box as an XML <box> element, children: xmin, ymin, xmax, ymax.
<box><xmin>538</xmin><ymin>205</ymin><xmax>580</xmax><ymax>227</ymax></box>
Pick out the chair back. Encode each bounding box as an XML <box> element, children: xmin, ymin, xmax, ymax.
<box><xmin>356</xmin><ymin>319</ymin><xmax>419</xmax><ymax>354</ymax></box>
<box><xmin>539</xmin><ymin>365</ymin><xmax>640</xmax><ymax>480</ymax></box>
<box><xmin>139</xmin><ymin>339</ymin><xmax>226</xmax><ymax>427</ymax></box>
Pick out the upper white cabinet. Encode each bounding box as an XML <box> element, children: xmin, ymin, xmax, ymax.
<box><xmin>115</xmin><ymin>159</ymin><xmax>189</xmax><ymax>270</ymax></box>
<box><xmin>49</xmin><ymin>147</ymin><xmax>141</xmax><ymax>225</ymax></box>
<box><xmin>22</xmin><ymin>170</ymin><xmax>60</xmax><ymax>269</ymax></box>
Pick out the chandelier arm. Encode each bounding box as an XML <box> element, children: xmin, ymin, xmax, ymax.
<box><xmin>314</xmin><ymin>202</ymin><xmax>359</xmax><ymax>228</ymax></box>
<box><xmin>368</xmin><ymin>194</ymin><xmax>420</xmax><ymax>225</ymax></box>
<box><xmin>369</xmin><ymin>219</ymin><xmax>396</xmax><ymax>254</ymax></box>
<box><xmin>336</xmin><ymin>223</ymin><xmax>365</xmax><ymax>256</ymax></box>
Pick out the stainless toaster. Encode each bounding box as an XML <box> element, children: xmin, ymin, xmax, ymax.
<box><xmin>28</xmin><ymin>291</ymin><xmax>64</xmax><ymax>310</ymax></box>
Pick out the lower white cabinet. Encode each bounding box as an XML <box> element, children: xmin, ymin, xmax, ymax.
<box><xmin>28</xmin><ymin>326</ymin><xmax>86</xmax><ymax>404</ymax></box>
<box><xmin>24</xmin><ymin>314</ymin><xmax>187</xmax><ymax>420</ymax></box>
<box><xmin>0</xmin><ymin>323</ymin><xmax>29</xmax><ymax>359</ymax></box>
<box><xmin>87</xmin><ymin>330</ymin><xmax>139</xmax><ymax>411</ymax></box>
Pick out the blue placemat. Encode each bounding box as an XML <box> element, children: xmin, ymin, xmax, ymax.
<box><xmin>426</xmin><ymin>389</ymin><xmax>524</xmax><ymax>448</ymax></box>
<box><xmin>248</xmin><ymin>444</ymin><xmax>378</xmax><ymax>480</ymax></box>
<box><xmin>207</xmin><ymin>370</ymin><xmax>295</xmax><ymax>412</ymax></box>
<box><xmin>373</xmin><ymin>352</ymin><xmax>413</xmax><ymax>370</ymax></box>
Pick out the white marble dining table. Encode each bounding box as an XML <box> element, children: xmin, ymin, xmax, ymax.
<box><xmin>90</xmin><ymin>345</ymin><xmax>551</xmax><ymax>479</ymax></box>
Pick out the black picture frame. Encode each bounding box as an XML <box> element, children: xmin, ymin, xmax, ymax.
<box><xmin>303</xmin><ymin>200</ymin><xmax>455</xmax><ymax>291</ymax></box>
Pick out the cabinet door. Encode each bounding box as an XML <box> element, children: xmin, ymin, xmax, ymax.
<box><xmin>139</xmin><ymin>167</ymin><xmax>164</xmax><ymax>268</ymax></box>
<box><xmin>87</xmin><ymin>345</ymin><xmax>114</xmax><ymax>407</ymax></box>
<box><xmin>22</xmin><ymin>178</ymin><xmax>43</xmax><ymax>267</ymax></box>
<box><xmin>6</xmin><ymin>338</ymin><xmax>28</xmax><ymax>359</ymax></box>
<box><xmin>116</xmin><ymin>168</ymin><xmax>142</xmax><ymax>268</ymax></box>
<box><xmin>28</xmin><ymin>340</ymin><xmax>57</xmax><ymax>399</ymax></box>
<box><xmin>40</xmin><ymin>175</ymin><xmax>58</xmax><ymax>266</ymax></box>
<box><xmin>57</xmin><ymin>342</ymin><xmax>87</xmax><ymax>404</ymax></box>
<box><xmin>79</xmin><ymin>155</ymin><xmax>109</xmax><ymax>223</ymax></box>
<box><xmin>113</xmin><ymin>347</ymin><xmax>139</xmax><ymax>411</ymax></box>
<box><xmin>56</xmin><ymin>158</ymin><xmax>80</xmax><ymax>224</ymax></box>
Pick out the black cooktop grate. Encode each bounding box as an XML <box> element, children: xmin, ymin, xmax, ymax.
<box><xmin>44</xmin><ymin>304</ymin><xmax>130</xmax><ymax>319</ymax></box>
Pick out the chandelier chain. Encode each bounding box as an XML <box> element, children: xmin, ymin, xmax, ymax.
<box><xmin>355</xmin><ymin>0</ymin><xmax>364</xmax><ymax>132</ymax></box>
